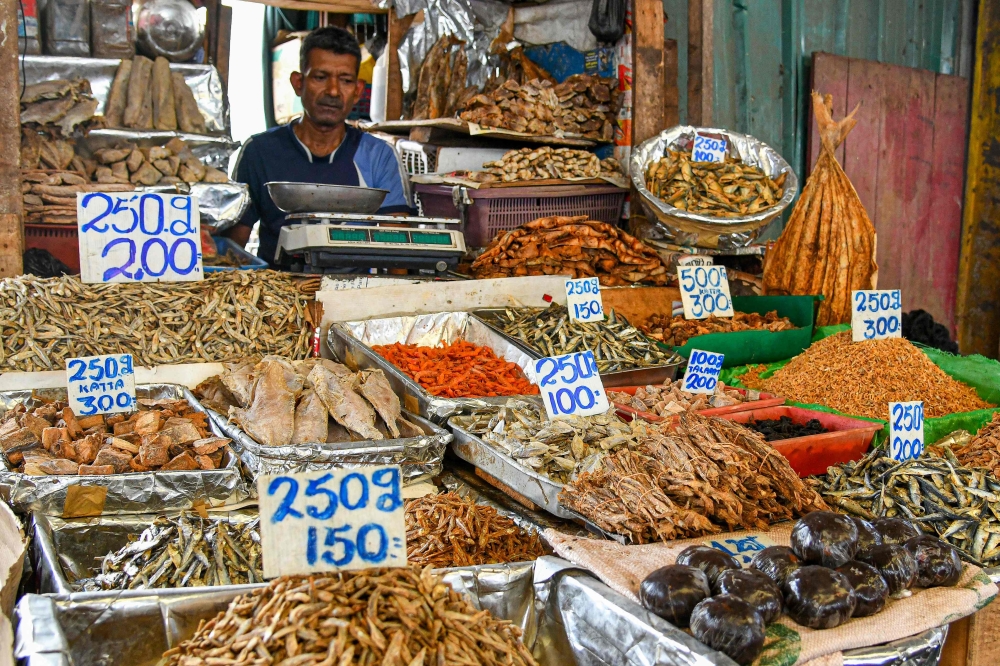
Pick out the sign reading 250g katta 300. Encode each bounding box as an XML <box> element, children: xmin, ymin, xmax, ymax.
<box><xmin>77</xmin><ymin>192</ymin><xmax>203</xmax><ymax>284</ymax></box>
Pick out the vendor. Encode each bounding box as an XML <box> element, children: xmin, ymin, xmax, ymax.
<box><xmin>227</xmin><ymin>26</ymin><xmax>411</xmax><ymax>267</ymax></box>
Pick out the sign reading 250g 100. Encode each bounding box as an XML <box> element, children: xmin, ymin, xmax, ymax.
<box><xmin>678</xmin><ymin>265</ymin><xmax>735</xmax><ymax>320</ymax></box>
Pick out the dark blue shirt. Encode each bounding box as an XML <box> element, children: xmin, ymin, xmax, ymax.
<box><xmin>234</xmin><ymin>123</ymin><xmax>411</xmax><ymax>266</ymax></box>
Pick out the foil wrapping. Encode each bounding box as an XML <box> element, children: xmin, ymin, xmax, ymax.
<box><xmin>205</xmin><ymin>408</ymin><xmax>449</xmax><ymax>488</ymax></box>
<box><xmin>0</xmin><ymin>384</ymin><xmax>249</xmax><ymax>516</ymax></box>
<box><xmin>630</xmin><ymin>126</ymin><xmax>799</xmax><ymax>249</ymax></box>
<box><xmin>22</xmin><ymin>55</ymin><xmax>230</xmax><ymax>134</ymax></box>
<box><xmin>327</xmin><ymin>311</ymin><xmax>539</xmax><ymax>422</ymax></box>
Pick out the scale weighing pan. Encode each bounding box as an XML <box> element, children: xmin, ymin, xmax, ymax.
<box><xmin>267</xmin><ymin>182</ymin><xmax>388</xmax><ymax>214</ymax></box>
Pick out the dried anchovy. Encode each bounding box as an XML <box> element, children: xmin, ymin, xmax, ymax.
<box><xmin>453</xmin><ymin>398</ymin><xmax>638</xmax><ymax>483</ymax></box>
<box><xmin>0</xmin><ymin>271</ymin><xmax>312</xmax><ymax>371</ymax></box>
<box><xmin>641</xmin><ymin>310</ymin><xmax>797</xmax><ymax>346</ymax></box>
<box><xmin>607</xmin><ymin>380</ymin><xmax>760</xmax><ymax>417</ymax></box>
<box><xmin>927</xmin><ymin>415</ymin><xmax>1000</xmax><ymax>479</ymax></box>
<box><xmin>162</xmin><ymin>568</ymin><xmax>538</xmax><ymax>666</ymax></box>
<box><xmin>78</xmin><ymin>512</ymin><xmax>262</xmax><ymax>591</ymax></box>
<box><xmin>405</xmin><ymin>492</ymin><xmax>547</xmax><ymax>567</ymax></box>
<box><xmin>560</xmin><ymin>413</ymin><xmax>829</xmax><ymax>544</ymax></box>
<box><xmin>746</xmin><ymin>332</ymin><xmax>992</xmax><ymax>419</ymax></box>
<box><xmin>811</xmin><ymin>447</ymin><xmax>1000</xmax><ymax>567</ymax></box>
<box><xmin>481</xmin><ymin>305</ymin><xmax>679</xmax><ymax>373</ymax></box>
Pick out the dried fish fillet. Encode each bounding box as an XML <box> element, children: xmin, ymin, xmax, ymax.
<box><xmin>358</xmin><ymin>369</ymin><xmax>402</xmax><ymax>437</ymax></box>
<box><xmin>309</xmin><ymin>365</ymin><xmax>383</xmax><ymax>441</ymax></box>
<box><xmin>228</xmin><ymin>360</ymin><xmax>296</xmax><ymax>446</ymax></box>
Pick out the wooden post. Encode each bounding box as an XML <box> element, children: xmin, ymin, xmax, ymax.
<box><xmin>0</xmin><ymin>0</ymin><xmax>22</xmax><ymax>277</ymax></box>
<box><xmin>664</xmin><ymin>38</ymin><xmax>679</xmax><ymax>127</ymax></box>
<box><xmin>386</xmin><ymin>11</ymin><xmax>416</xmax><ymax>121</ymax></box>
<box><xmin>631</xmin><ymin>0</ymin><xmax>665</xmax><ymax>146</ymax></box>
<box><xmin>687</xmin><ymin>0</ymin><xmax>712</xmax><ymax>126</ymax></box>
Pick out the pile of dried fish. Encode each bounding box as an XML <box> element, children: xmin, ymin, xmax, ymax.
<box><xmin>927</xmin><ymin>415</ymin><xmax>1000</xmax><ymax>479</ymax></box>
<box><xmin>0</xmin><ymin>271</ymin><xmax>311</xmax><ymax>371</ymax></box>
<box><xmin>195</xmin><ymin>357</ymin><xmax>424</xmax><ymax>447</ymax></box>
<box><xmin>409</xmin><ymin>35</ymin><xmax>476</xmax><ymax>120</ymax></box>
<box><xmin>471</xmin><ymin>216</ymin><xmax>668</xmax><ymax>286</ymax></box>
<box><xmin>454</xmin><ymin>399</ymin><xmax>638</xmax><ymax>483</ymax></box>
<box><xmin>812</xmin><ymin>448</ymin><xmax>1000</xmax><ymax>566</ymax></box>
<box><xmin>644</xmin><ymin>148</ymin><xmax>787</xmax><ymax>218</ymax></box>
<box><xmin>202</xmin><ymin>249</ymin><xmax>249</xmax><ymax>268</ymax></box>
<box><xmin>21</xmin><ymin>167</ymin><xmax>127</xmax><ymax>225</ymax></box>
<box><xmin>89</xmin><ymin>137</ymin><xmax>228</xmax><ymax>186</ymax></box>
<box><xmin>641</xmin><ymin>311</ymin><xmax>797</xmax><ymax>346</ymax></box>
<box><xmin>477</xmin><ymin>147</ymin><xmax>612</xmax><ymax>183</ymax></box>
<box><xmin>0</xmin><ymin>397</ymin><xmax>229</xmax><ymax>476</ymax></box>
<box><xmin>745</xmin><ymin>332</ymin><xmax>991</xmax><ymax>419</ymax></box>
<box><xmin>461</xmin><ymin>74</ymin><xmax>619</xmax><ymax>141</ymax></box>
<box><xmin>480</xmin><ymin>305</ymin><xmax>678</xmax><ymax>373</ymax></box>
<box><xmin>763</xmin><ymin>93</ymin><xmax>878</xmax><ymax>326</ymax></box>
<box><xmin>104</xmin><ymin>56</ymin><xmax>207</xmax><ymax>133</ymax></box>
<box><xmin>162</xmin><ymin>568</ymin><xmax>538</xmax><ymax>666</ymax></box>
<box><xmin>20</xmin><ymin>78</ymin><xmax>99</xmax><ymax>134</ymax></box>
<box><xmin>405</xmin><ymin>492</ymin><xmax>547</xmax><ymax>567</ymax></box>
<box><xmin>78</xmin><ymin>513</ymin><xmax>261</xmax><ymax>591</ymax></box>
<box><xmin>607</xmin><ymin>380</ymin><xmax>763</xmax><ymax>417</ymax></box>
<box><xmin>560</xmin><ymin>413</ymin><xmax>828</xmax><ymax>543</ymax></box>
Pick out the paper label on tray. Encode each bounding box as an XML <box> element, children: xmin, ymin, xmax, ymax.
<box><xmin>66</xmin><ymin>353</ymin><xmax>136</xmax><ymax>416</ymax></box>
<box><xmin>565</xmin><ymin>277</ymin><xmax>605</xmax><ymax>322</ymax></box>
<box><xmin>889</xmin><ymin>401</ymin><xmax>924</xmax><ymax>462</ymax></box>
<box><xmin>851</xmin><ymin>289</ymin><xmax>902</xmax><ymax>342</ymax></box>
<box><xmin>534</xmin><ymin>350</ymin><xmax>610</xmax><ymax>420</ymax></box>
<box><xmin>77</xmin><ymin>192</ymin><xmax>203</xmax><ymax>283</ymax></box>
<box><xmin>258</xmin><ymin>466</ymin><xmax>407</xmax><ymax>578</ymax></box>
<box><xmin>681</xmin><ymin>349</ymin><xmax>724</xmax><ymax>395</ymax></box>
<box><xmin>678</xmin><ymin>265</ymin><xmax>734</xmax><ymax>320</ymax></box>
<box><xmin>704</xmin><ymin>534</ymin><xmax>778</xmax><ymax>565</ymax></box>
<box><xmin>692</xmin><ymin>133</ymin><xmax>728</xmax><ymax>163</ymax></box>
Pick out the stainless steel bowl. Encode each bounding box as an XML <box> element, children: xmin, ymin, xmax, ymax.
<box><xmin>266</xmin><ymin>182</ymin><xmax>389</xmax><ymax>214</ymax></box>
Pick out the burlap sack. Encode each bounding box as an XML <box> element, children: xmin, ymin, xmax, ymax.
<box><xmin>546</xmin><ymin>524</ymin><xmax>997</xmax><ymax>666</ymax></box>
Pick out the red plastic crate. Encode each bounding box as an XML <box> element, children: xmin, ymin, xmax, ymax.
<box><xmin>415</xmin><ymin>183</ymin><xmax>626</xmax><ymax>247</ymax></box>
<box><xmin>609</xmin><ymin>385</ymin><xmax>785</xmax><ymax>422</ymax></box>
<box><xmin>24</xmin><ymin>224</ymin><xmax>79</xmax><ymax>272</ymax></box>
<box><xmin>719</xmin><ymin>406</ymin><xmax>883</xmax><ymax>478</ymax></box>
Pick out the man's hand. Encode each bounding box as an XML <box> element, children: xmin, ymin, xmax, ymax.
<box><xmin>226</xmin><ymin>224</ymin><xmax>252</xmax><ymax>248</ymax></box>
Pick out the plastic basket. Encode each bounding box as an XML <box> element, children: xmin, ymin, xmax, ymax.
<box><xmin>24</xmin><ymin>223</ymin><xmax>79</xmax><ymax>272</ymax></box>
<box><xmin>414</xmin><ymin>183</ymin><xmax>626</xmax><ymax>247</ymax></box>
<box><xmin>204</xmin><ymin>237</ymin><xmax>268</xmax><ymax>272</ymax></box>
<box><xmin>397</xmin><ymin>141</ymin><xmax>435</xmax><ymax>175</ymax></box>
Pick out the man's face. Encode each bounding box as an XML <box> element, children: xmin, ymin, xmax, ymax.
<box><xmin>290</xmin><ymin>48</ymin><xmax>364</xmax><ymax>127</ymax></box>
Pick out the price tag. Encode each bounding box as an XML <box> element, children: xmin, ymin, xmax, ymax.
<box><xmin>704</xmin><ymin>534</ymin><xmax>778</xmax><ymax>565</ymax></box>
<box><xmin>681</xmin><ymin>349</ymin><xmax>724</xmax><ymax>394</ymax></box>
<box><xmin>66</xmin><ymin>354</ymin><xmax>136</xmax><ymax>416</ymax></box>
<box><xmin>258</xmin><ymin>466</ymin><xmax>406</xmax><ymax>578</ymax></box>
<box><xmin>565</xmin><ymin>277</ymin><xmax>605</xmax><ymax>322</ymax></box>
<box><xmin>677</xmin><ymin>254</ymin><xmax>714</xmax><ymax>266</ymax></box>
<box><xmin>77</xmin><ymin>192</ymin><xmax>203</xmax><ymax>284</ymax></box>
<box><xmin>534</xmin><ymin>350</ymin><xmax>610</xmax><ymax>420</ymax></box>
<box><xmin>851</xmin><ymin>289</ymin><xmax>902</xmax><ymax>342</ymax></box>
<box><xmin>692</xmin><ymin>133</ymin><xmax>728</xmax><ymax>163</ymax></box>
<box><xmin>677</xmin><ymin>265</ymin><xmax>735</xmax><ymax>320</ymax></box>
<box><xmin>889</xmin><ymin>401</ymin><xmax>924</xmax><ymax>462</ymax></box>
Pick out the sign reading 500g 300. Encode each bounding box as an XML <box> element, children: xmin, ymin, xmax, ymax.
<box><xmin>678</xmin><ymin>265</ymin><xmax>735</xmax><ymax>320</ymax></box>
<box><xmin>77</xmin><ymin>192</ymin><xmax>203</xmax><ymax>284</ymax></box>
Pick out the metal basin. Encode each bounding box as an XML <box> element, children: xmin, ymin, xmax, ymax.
<box><xmin>266</xmin><ymin>182</ymin><xmax>388</xmax><ymax>214</ymax></box>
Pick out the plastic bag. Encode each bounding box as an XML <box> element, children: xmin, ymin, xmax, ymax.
<box><xmin>676</xmin><ymin>545</ymin><xmax>740</xmax><ymax>587</ymax></box>
<box><xmin>639</xmin><ymin>565</ymin><xmax>710</xmax><ymax>628</ymax></box>
<box><xmin>859</xmin><ymin>544</ymin><xmax>917</xmax><ymax>595</ymax></box>
<box><xmin>713</xmin><ymin>569</ymin><xmax>783</xmax><ymax>624</ymax></box>
<box><xmin>750</xmin><ymin>546</ymin><xmax>800</xmax><ymax>586</ymax></box>
<box><xmin>904</xmin><ymin>536</ymin><xmax>962</xmax><ymax>588</ymax></box>
<box><xmin>44</xmin><ymin>0</ymin><xmax>90</xmax><ymax>56</ymax></box>
<box><xmin>791</xmin><ymin>511</ymin><xmax>859</xmax><ymax>568</ymax></box>
<box><xmin>588</xmin><ymin>0</ymin><xmax>625</xmax><ymax>44</ymax></box>
<box><xmin>836</xmin><ymin>560</ymin><xmax>889</xmax><ymax>617</ymax></box>
<box><xmin>690</xmin><ymin>595</ymin><xmax>766</xmax><ymax>665</ymax></box>
<box><xmin>851</xmin><ymin>516</ymin><xmax>883</xmax><ymax>557</ymax></box>
<box><xmin>783</xmin><ymin>565</ymin><xmax>857</xmax><ymax>629</ymax></box>
<box><xmin>90</xmin><ymin>0</ymin><xmax>134</xmax><ymax>58</ymax></box>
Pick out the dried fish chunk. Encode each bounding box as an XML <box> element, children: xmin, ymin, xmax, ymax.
<box><xmin>607</xmin><ymin>380</ymin><xmax>761</xmax><ymax>417</ymax></box>
<box><xmin>642</xmin><ymin>311</ymin><xmax>797</xmax><ymax>346</ymax></box>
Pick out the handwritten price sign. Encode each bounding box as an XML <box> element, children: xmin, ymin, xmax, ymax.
<box><xmin>705</xmin><ymin>534</ymin><xmax>778</xmax><ymax>565</ymax></box>
<box><xmin>678</xmin><ymin>265</ymin><xmax>735</xmax><ymax>320</ymax></box>
<box><xmin>681</xmin><ymin>349</ymin><xmax>724</xmax><ymax>394</ymax></box>
<box><xmin>889</xmin><ymin>401</ymin><xmax>924</xmax><ymax>462</ymax></box>
<box><xmin>534</xmin><ymin>350</ymin><xmax>609</xmax><ymax>420</ymax></box>
<box><xmin>565</xmin><ymin>277</ymin><xmax>605</xmax><ymax>322</ymax></box>
<box><xmin>259</xmin><ymin>466</ymin><xmax>406</xmax><ymax>578</ymax></box>
<box><xmin>692</xmin><ymin>133</ymin><xmax>727</xmax><ymax>163</ymax></box>
<box><xmin>77</xmin><ymin>192</ymin><xmax>202</xmax><ymax>284</ymax></box>
<box><xmin>851</xmin><ymin>290</ymin><xmax>901</xmax><ymax>342</ymax></box>
<box><xmin>66</xmin><ymin>354</ymin><xmax>136</xmax><ymax>416</ymax></box>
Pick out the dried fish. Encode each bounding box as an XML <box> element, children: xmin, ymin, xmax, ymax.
<box><xmin>480</xmin><ymin>304</ymin><xmax>680</xmax><ymax>373</ymax></box>
<box><xmin>607</xmin><ymin>380</ymin><xmax>762</xmax><ymax>417</ymax></box>
<box><xmin>641</xmin><ymin>311</ymin><xmax>797</xmax><ymax>346</ymax></box>
<box><xmin>162</xmin><ymin>568</ymin><xmax>538</xmax><ymax>666</ymax></box>
<box><xmin>0</xmin><ymin>272</ymin><xmax>312</xmax><ymax>372</ymax></box>
<box><xmin>927</xmin><ymin>416</ymin><xmax>1000</xmax><ymax>479</ymax></box>
<box><xmin>406</xmin><ymin>492</ymin><xmax>547</xmax><ymax>567</ymax></box>
<box><xmin>453</xmin><ymin>399</ymin><xmax>638</xmax><ymax>483</ymax></box>
<box><xmin>77</xmin><ymin>512</ymin><xmax>262</xmax><ymax>591</ymax></box>
<box><xmin>560</xmin><ymin>413</ymin><xmax>828</xmax><ymax>544</ymax></box>
<box><xmin>480</xmin><ymin>147</ymin><xmax>605</xmax><ymax>183</ymax></box>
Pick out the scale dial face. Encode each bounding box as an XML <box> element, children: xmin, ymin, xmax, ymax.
<box><xmin>326</xmin><ymin>227</ymin><xmax>459</xmax><ymax>249</ymax></box>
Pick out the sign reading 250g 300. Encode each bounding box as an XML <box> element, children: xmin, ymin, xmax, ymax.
<box><xmin>77</xmin><ymin>192</ymin><xmax>203</xmax><ymax>284</ymax></box>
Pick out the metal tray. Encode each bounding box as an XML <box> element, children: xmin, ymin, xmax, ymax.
<box><xmin>327</xmin><ymin>311</ymin><xmax>539</xmax><ymax>421</ymax></box>
<box><xmin>266</xmin><ymin>182</ymin><xmax>388</xmax><ymax>214</ymax></box>
<box><xmin>0</xmin><ymin>384</ymin><xmax>249</xmax><ymax>516</ymax></box>
<box><xmin>471</xmin><ymin>308</ymin><xmax>686</xmax><ymax>388</ymax></box>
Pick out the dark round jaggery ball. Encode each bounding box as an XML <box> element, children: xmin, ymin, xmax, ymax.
<box><xmin>791</xmin><ymin>511</ymin><xmax>859</xmax><ymax>568</ymax></box>
<box><xmin>783</xmin><ymin>565</ymin><xmax>857</xmax><ymax>629</ymax></box>
<box><xmin>872</xmin><ymin>517</ymin><xmax>921</xmax><ymax>545</ymax></box>
<box><xmin>639</xmin><ymin>564</ymin><xmax>711</xmax><ymax>628</ymax></box>
<box><xmin>690</xmin><ymin>594</ymin><xmax>767</xmax><ymax>665</ymax></box>
<box><xmin>675</xmin><ymin>545</ymin><xmax>741</xmax><ymax>587</ymax></box>
<box><xmin>850</xmin><ymin>516</ymin><xmax>882</xmax><ymax>557</ymax></box>
<box><xmin>904</xmin><ymin>535</ymin><xmax>963</xmax><ymax>588</ymax></box>
<box><xmin>749</xmin><ymin>546</ymin><xmax>800</xmax><ymax>587</ymax></box>
<box><xmin>857</xmin><ymin>544</ymin><xmax>917</xmax><ymax>595</ymax></box>
<box><xmin>836</xmin><ymin>560</ymin><xmax>889</xmax><ymax>617</ymax></box>
<box><xmin>713</xmin><ymin>568</ymin><xmax>784</xmax><ymax>625</ymax></box>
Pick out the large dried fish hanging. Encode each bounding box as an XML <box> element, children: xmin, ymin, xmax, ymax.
<box><xmin>763</xmin><ymin>92</ymin><xmax>878</xmax><ymax>326</ymax></box>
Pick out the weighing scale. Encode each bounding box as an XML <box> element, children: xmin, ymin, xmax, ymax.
<box><xmin>275</xmin><ymin>212</ymin><xmax>466</xmax><ymax>274</ymax></box>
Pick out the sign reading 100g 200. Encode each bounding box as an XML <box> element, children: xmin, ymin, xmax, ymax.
<box><xmin>678</xmin><ymin>265</ymin><xmax>735</xmax><ymax>320</ymax></box>
<box><xmin>77</xmin><ymin>192</ymin><xmax>203</xmax><ymax>284</ymax></box>
<box><xmin>851</xmin><ymin>289</ymin><xmax>901</xmax><ymax>342</ymax></box>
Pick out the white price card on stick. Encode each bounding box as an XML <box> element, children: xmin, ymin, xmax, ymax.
<box><xmin>77</xmin><ymin>192</ymin><xmax>203</xmax><ymax>284</ymax></box>
<box><xmin>565</xmin><ymin>277</ymin><xmax>605</xmax><ymax>322</ymax></box>
<box><xmin>851</xmin><ymin>289</ymin><xmax>901</xmax><ymax>342</ymax></box>
<box><xmin>681</xmin><ymin>349</ymin><xmax>724</xmax><ymax>395</ymax></box>
<box><xmin>66</xmin><ymin>354</ymin><xmax>136</xmax><ymax>416</ymax></box>
<box><xmin>534</xmin><ymin>350</ymin><xmax>610</xmax><ymax>420</ymax></box>
<box><xmin>258</xmin><ymin>466</ymin><xmax>407</xmax><ymax>578</ymax></box>
<box><xmin>677</xmin><ymin>265</ymin><xmax>735</xmax><ymax>320</ymax></box>
<box><xmin>692</xmin><ymin>133</ymin><xmax>728</xmax><ymax>163</ymax></box>
<box><xmin>889</xmin><ymin>401</ymin><xmax>924</xmax><ymax>462</ymax></box>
